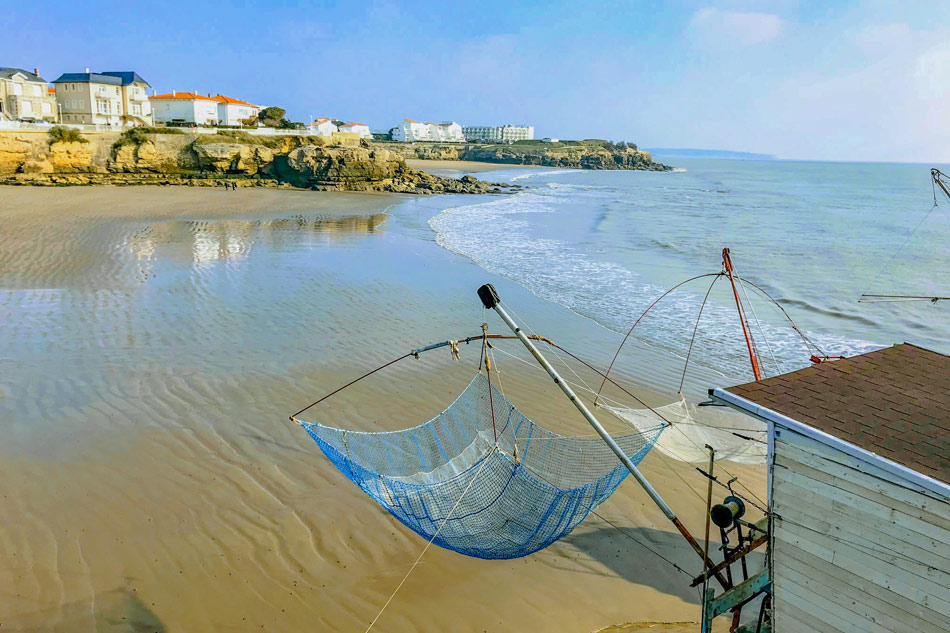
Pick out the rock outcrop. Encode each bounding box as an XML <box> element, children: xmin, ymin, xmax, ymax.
<box><xmin>0</xmin><ymin>131</ymin><xmax>514</xmax><ymax>195</ymax></box>
<box><xmin>378</xmin><ymin>141</ymin><xmax>672</xmax><ymax>171</ymax></box>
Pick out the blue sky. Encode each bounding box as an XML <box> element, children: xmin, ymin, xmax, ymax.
<box><xmin>5</xmin><ymin>1</ymin><xmax>949</xmax><ymax>162</ymax></box>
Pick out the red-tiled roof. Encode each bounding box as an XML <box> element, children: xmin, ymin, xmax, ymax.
<box><xmin>340</xmin><ymin>122</ymin><xmax>366</xmax><ymax>127</ymax></box>
<box><xmin>149</xmin><ymin>92</ymin><xmax>257</xmax><ymax>106</ymax></box>
<box><xmin>47</xmin><ymin>87</ymin><xmax>56</xmax><ymax>94</ymax></box>
<box><xmin>726</xmin><ymin>343</ymin><xmax>950</xmax><ymax>484</ymax></box>
<box><xmin>404</xmin><ymin>118</ymin><xmax>419</xmax><ymax>123</ymax></box>
<box><xmin>214</xmin><ymin>95</ymin><xmax>257</xmax><ymax>106</ymax></box>
<box><xmin>150</xmin><ymin>92</ymin><xmax>217</xmax><ymax>101</ymax></box>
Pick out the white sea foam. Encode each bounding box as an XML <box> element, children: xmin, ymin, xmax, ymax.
<box><xmin>428</xmin><ymin>188</ymin><xmax>881</xmax><ymax>382</ymax></box>
<box><xmin>511</xmin><ymin>169</ymin><xmax>584</xmax><ymax>181</ymax></box>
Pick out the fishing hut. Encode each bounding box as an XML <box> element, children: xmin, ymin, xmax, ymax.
<box><xmin>712</xmin><ymin>343</ymin><xmax>950</xmax><ymax>632</ymax></box>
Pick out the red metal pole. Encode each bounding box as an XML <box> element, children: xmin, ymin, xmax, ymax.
<box><xmin>722</xmin><ymin>248</ymin><xmax>762</xmax><ymax>382</ymax></box>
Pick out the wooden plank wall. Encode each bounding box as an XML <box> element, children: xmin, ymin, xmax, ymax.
<box><xmin>770</xmin><ymin>426</ymin><xmax>950</xmax><ymax>633</ymax></box>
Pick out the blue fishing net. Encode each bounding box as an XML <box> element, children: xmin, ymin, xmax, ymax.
<box><xmin>299</xmin><ymin>373</ymin><xmax>664</xmax><ymax>559</ymax></box>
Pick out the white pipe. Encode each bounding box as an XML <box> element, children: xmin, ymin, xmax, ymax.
<box><xmin>488</xmin><ymin>298</ymin><xmax>678</xmax><ymax>521</ymax></box>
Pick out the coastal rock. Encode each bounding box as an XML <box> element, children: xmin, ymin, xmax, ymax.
<box><xmin>275</xmin><ymin>145</ymin><xmax>406</xmax><ymax>188</ymax></box>
<box><xmin>0</xmin><ymin>134</ymin><xmax>34</xmax><ymax>173</ymax></box>
<box><xmin>48</xmin><ymin>141</ymin><xmax>94</xmax><ymax>172</ymax></box>
<box><xmin>0</xmin><ymin>130</ymin><xmax>515</xmax><ymax>195</ymax></box>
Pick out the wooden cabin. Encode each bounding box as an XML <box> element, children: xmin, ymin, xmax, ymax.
<box><xmin>712</xmin><ymin>343</ymin><xmax>950</xmax><ymax>633</ymax></box>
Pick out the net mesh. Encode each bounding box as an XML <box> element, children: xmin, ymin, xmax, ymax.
<box><xmin>602</xmin><ymin>399</ymin><xmax>766</xmax><ymax>464</ymax></box>
<box><xmin>300</xmin><ymin>373</ymin><xmax>664</xmax><ymax>559</ymax></box>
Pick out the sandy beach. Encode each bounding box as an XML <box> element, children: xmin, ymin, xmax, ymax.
<box><xmin>0</xmin><ymin>185</ymin><xmax>765</xmax><ymax>632</ymax></box>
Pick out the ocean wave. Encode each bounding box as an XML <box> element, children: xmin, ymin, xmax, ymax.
<box><xmin>511</xmin><ymin>169</ymin><xmax>584</xmax><ymax>181</ymax></box>
<box><xmin>428</xmin><ymin>190</ymin><xmax>882</xmax><ymax>383</ymax></box>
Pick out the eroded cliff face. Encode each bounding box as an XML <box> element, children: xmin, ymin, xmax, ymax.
<box><xmin>0</xmin><ymin>131</ymin><xmax>512</xmax><ymax>194</ymax></box>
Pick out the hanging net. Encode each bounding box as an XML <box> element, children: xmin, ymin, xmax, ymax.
<box><xmin>298</xmin><ymin>373</ymin><xmax>665</xmax><ymax>559</ymax></box>
<box><xmin>602</xmin><ymin>399</ymin><xmax>766</xmax><ymax>464</ymax></box>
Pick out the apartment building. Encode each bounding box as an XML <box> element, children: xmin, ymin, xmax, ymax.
<box><xmin>462</xmin><ymin>124</ymin><xmax>535</xmax><ymax>143</ymax></box>
<box><xmin>53</xmin><ymin>70</ymin><xmax>152</xmax><ymax>126</ymax></box>
<box><xmin>0</xmin><ymin>67</ymin><xmax>57</xmax><ymax>122</ymax></box>
<box><xmin>391</xmin><ymin>119</ymin><xmax>464</xmax><ymax>143</ymax></box>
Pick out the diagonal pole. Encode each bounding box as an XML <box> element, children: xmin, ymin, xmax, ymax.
<box><xmin>476</xmin><ymin>283</ymin><xmax>728</xmax><ymax>589</ymax></box>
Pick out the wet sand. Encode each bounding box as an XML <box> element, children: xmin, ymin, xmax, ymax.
<box><xmin>0</xmin><ymin>186</ymin><xmax>765</xmax><ymax>632</ymax></box>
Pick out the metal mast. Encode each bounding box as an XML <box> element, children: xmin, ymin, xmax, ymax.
<box><xmin>477</xmin><ymin>283</ymin><xmax>728</xmax><ymax>587</ymax></box>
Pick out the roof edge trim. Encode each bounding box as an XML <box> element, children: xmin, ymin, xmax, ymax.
<box><xmin>711</xmin><ymin>387</ymin><xmax>950</xmax><ymax>499</ymax></box>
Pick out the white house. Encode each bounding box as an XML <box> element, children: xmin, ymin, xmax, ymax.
<box><xmin>308</xmin><ymin>117</ymin><xmax>338</xmax><ymax>136</ymax></box>
<box><xmin>214</xmin><ymin>95</ymin><xmax>261</xmax><ymax>126</ymax></box>
<box><xmin>391</xmin><ymin>118</ymin><xmax>465</xmax><ymax>143</ymax></box>
<box><xmin>462</xmin><ymin>125</ymin><xmax>534</xmax><ymax>143</ymax></box>
<box><xmin>429</xmin><ymin>121</ymin><xmax>464</xmax><ymax>143</ymax></box>
<box><xmin>712</xmin><ymin>343</ymin><xmax>950</xmax><ymax>633</ymax></box>
<box><xmin>150</xmin><ymin>92</ymin><xmax>260</xmax><ymax>126</ymax></box>
<box><xmin>338</xmin><ymin>121</ymin><xmax>372</xmax><ymax>138</ymax></box>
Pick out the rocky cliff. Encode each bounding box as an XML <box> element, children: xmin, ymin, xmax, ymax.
<box><xmin>0</xmin><ymin>130</ymin><xmax>512</xmax><ymax>194</ymax></box>
<box><xmin>376</xmin><ymin>141</ymin><xmax>672</xmax><ymax>171</ymax></box>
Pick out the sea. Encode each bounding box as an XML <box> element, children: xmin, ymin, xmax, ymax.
<box><xmin>2</xmin><ymin>157</ymin><xmax>947</xmax><ymax>631</ymax></box>
<box><xmin>421</xmin><ymin>157</ymin><xmax>950</xmax><ymax>389</ymax></box>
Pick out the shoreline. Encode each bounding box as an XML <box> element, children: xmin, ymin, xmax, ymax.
<box><xmin>406</xmin><ymin>158</ymin><xmax>555</xmax><ymax>174</ymax></box>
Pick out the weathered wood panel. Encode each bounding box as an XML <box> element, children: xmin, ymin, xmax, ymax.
<box><xmin>771</xmin><ymin>426</ymin><xmax>950</xmax><ymax>633</ymax></box>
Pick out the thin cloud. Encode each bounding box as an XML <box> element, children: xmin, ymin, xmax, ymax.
<box><xmin>690</xmin><ymin>8</ymin><xmax>785</xmax><ymax>46</ymax></box>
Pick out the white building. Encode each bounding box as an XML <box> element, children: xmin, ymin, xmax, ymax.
<box><xmin>462</xmin><ymin>125</ymin><xmax>534</xmax><ymax>143</ymax></box>
<box><xmin>308</xmin><ymin>117</ymin><xmax>338</xmax><ymax>136</ymax></box>
<box><xmin>338</xmin><ymin>121</ymin><xmax>372</xmax><ymax>138</ymax></box>
<box><xmin>214</xmin><ymin>95</ymin><xmax>261</xmax><ymax>126</ymax></box>
<box><xmin>391</xmin><ymin>118</ymin><xmax>464</xmax><ymax>143</ymax></box>
<box><xmin>712</xmin><ymin>343</ymin><xmax>950</xmax><ymax>633</ymax></box>
<box><xmin>53</xmin><ymin>70</ymin><xmax>152</xmax><ymax>126</ymax></box>
<box><xmin>149</xmin><ymin>92</ymin><xmax>260</xmax><ymax>127</ymax></box>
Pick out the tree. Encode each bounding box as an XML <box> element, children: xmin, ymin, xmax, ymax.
<box><xmin>258</xmin><ymin>106</ymin><xmax>287</xmax><ymax>128</ymax></box>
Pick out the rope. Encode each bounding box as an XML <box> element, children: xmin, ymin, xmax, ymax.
<box><xmin>734</xmin><ymin>270</ymin><xmax>778</xmax><ymax>377</ymax></box>
<box><xmin>363</xmin><ymin>447</ymin><xmax>498</xmax><ymax>633</ymax></box>
<box><xmin>864</xmin><ymin>199</ymin><xmax>942</xmax><ymax>297</ymax></box>
<box><xmin>739</xmin><ymin>280</ymin><xmax>826</xmax><ymax>358</ymax></box>
<box><xmin>678</xmin><ymin>274</ymin><xmax>720</xmax><ymax>393</ymax></box>
<box><xmin>596</xmin><ymin>273</ymin><xmax>724</xmax><ymax>404</ymax></box>
<box><xmin>289</xmin><ymin>352</ymin><xmax>414</xmax><ymax>420</ymax></box>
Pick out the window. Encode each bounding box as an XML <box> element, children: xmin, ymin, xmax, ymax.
<box><xmin>32</xmin><ymin>84</ymin><xmax>41</xmax><ymax>97</ymax></box>
<box><xmin>22</xmin><ymin>101</ymin><xmax>32</xmax><ymax>114</ymax></box>
<box><xmin>42</xmin><ymin>102</ymin><xmax>51</xmax><ymax>115</ymax></box>
<box><xmin>12</xmin><ymin>83</ymin><xmax>22</xmax><ymax>96</ymax></box>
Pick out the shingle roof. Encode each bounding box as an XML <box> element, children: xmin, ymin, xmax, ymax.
<box><xmin>54</xmin><ymin>72</ymin><xmax>122</xmax><ymax>85</ymax></box>
<box><xmin>0</xmin><ymin>67</ymin><xmax>47</xmax><ymax>82</ymax></box>
<box><xmin>725</xmin><ymin>343</ymin><xmax>950</xmax><ymax>484</ymax></box>
<box><xmin>100</xmin><ymin>71</ymin><xmax>149</xmax><ymax>86</ymax></box>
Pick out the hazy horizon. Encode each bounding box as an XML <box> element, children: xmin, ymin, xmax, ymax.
<box><xmin>4</xmin><ymin>1</ymin><xmax>949</xmax><ymax>163</ymax></box>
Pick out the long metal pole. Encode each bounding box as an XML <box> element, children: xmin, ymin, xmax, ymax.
<box><xmin>722</xmin><ymin>248</ymin><xmax>762</xmax><ymax>382</ymax></box>
<box><xmin>477</xmin><ymin>284</ymin><xmax>728</xmax><ymax>587</ymax></box>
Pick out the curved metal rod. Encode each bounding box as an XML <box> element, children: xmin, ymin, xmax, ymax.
<box><xmin>289</xmin><ymin>333</ymin><xmax>554</xmax><ymax>421</ymax></box>
<box><xmin>594</xmin><ymin>273</ymin><xmax>723</xmax><ymax>405</ymax></box>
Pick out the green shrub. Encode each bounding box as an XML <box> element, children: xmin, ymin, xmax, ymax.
<box><xmin>111</xmin><ymin>126</ymin><xmax>184</xmax><ymax>155</ymax></box>
<box><xmin>48</xmin><ymin>126</ymin><xmax>87</xmax><ymax>145</ymax></box>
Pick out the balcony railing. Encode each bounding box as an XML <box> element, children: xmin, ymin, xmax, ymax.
<box><xmin>95</xmin><ymin>87</ymin><xmax>117</xmax><ymax>98</ymax></box>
